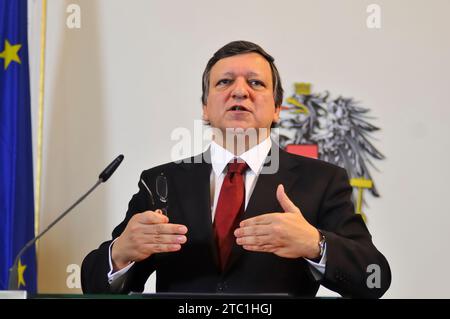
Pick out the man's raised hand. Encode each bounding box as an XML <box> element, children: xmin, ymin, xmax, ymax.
<box><xmin>111</xmin><ymin>210</ymin><xmax>188</xmax><ymax>271</ymax></box>
<box><xmin>234</xmin><ymin>184</ymin><xmax>321</xmax><ymax>259</ymax></box>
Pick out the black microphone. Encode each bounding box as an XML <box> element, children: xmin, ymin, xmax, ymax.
<box><xmin>99</xmin><ymin>154</ymin><xmax>124</xmax><ymax>182</ymax></box>
<box><xmin>8</xmin><ymin>154</ymin><xmax>124</xmax><ymax>290</ymax></box>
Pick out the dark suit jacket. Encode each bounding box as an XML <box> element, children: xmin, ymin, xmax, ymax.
<box><xmin>81</xmin><ymin>147</ymin><xmax>391</xmax><ymax>298</ymax></box>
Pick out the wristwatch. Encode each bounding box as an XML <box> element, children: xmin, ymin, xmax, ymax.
<box><xmin>317</xmin><ymin>229</ymin><xmax>326</xmax><ymax>258</ymax></box>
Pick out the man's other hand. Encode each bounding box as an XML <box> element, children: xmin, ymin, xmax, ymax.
<box><xmin>235</xmin><ymin>184</ymin><xmax>321</xmax><ymax>259</ymax></box>
<box><xmin>111</xmin><ymin>210</ymin><xmax>188</xmax><ymax>271</ymax></box>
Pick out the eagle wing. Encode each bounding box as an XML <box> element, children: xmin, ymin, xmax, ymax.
<box><xmin>278</xmin><ymin>92</ymin><xmax>384</xmax><ymax>197</ymax></box>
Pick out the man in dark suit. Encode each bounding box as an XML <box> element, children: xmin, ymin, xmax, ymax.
<box><xmin>81</xmin><ymin>41</ymin><xmax>391</xmax><ymax>298</ymax></box>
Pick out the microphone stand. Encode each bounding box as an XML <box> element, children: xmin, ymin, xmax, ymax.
<box><xmin>3</xmin><ymin>154</ymin><xmax>124</xmax><ymax>297</ymax></box>
<box><xmin>8</xmin><ymin>179</ymin><xmax>102</xmax><ymax>291</ymax></box>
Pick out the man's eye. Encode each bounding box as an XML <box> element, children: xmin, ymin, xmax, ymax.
<box><xmin>216</xmin><ymin>79</ymin><xmax>232</xmax><ymax>86</ymax></box>
<box><xmin>249</xmin><ymin>80</ymin><xmax>265</xmax><ymax>88</ymax></box>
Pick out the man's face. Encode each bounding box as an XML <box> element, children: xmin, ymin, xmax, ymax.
<box><xmin>202</xmin><ymin>53</ymin><xmax>280</xmax><ymax>135</ymax></box>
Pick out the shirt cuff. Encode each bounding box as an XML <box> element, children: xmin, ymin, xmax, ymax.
<box><xmin>305</xmin><ymin>243</ymin><xmax>327</xmax><ymax>281</ymax></box>
<box><xmin>107</xmin><ymin>238</ymin><xmax>135</xmax><ymax>284</ymax></box>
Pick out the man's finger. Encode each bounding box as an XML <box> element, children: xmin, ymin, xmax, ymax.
<box><xmin>236</xmin><ymin>234</ymin><xmax>270</xmax><ymax>246</ymax></box>
<box><xmin>239</xmin><ymin>214</ymin><xmax>275</xmax><ymax>227</ymax></box>
<box><xmin>138</xmin><ymin>210</ymin><xmax>169</xmax><ymax>224</ymax></box>
<box><xmin>234</xmin><ymin>225</ymin><xmax>271</xmax><ymax>238</ymax></box>
<box><xmin>276</xmin><ymin>184</ymin><xmax>300</xmax><ymax>214</ymax></box>
<box><xmin>142</xmin><ymin>223</ymin><xmax>188</xmax><ymax>235</ymax></box>
<box><xmin>142</xmin><ymin>234</ymin><xmax>187</xmax><ymax>245</ymax></box>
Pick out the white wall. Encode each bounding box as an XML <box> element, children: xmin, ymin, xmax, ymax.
<box><xmin>34</xmin><ymin>0</ymin><xmax>450</xmax><ymax>297</ymax></box>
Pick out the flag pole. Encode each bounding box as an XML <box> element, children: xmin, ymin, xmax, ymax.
<box><xmin>35</xmin><ymin>0</ymin><xmax>47</xmax><ymax>248</ymax></box>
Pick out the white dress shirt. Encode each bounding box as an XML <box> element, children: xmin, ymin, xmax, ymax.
<box><xmin>108</xmin><ymin>137</ymin><xmax>326</xmax><ymax>286</ymax></box>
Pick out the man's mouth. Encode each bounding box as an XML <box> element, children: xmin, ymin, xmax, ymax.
<box><xmin>228</xmin><ymin>105</ymin><xmax>250</xmax><ymax>112</ymax></box>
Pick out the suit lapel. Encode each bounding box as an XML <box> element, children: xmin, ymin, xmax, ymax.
<box><xmin>225</xmin><ymin>147</ymin><xmax>302</xmax><ymax>272</ymax></box>
<box><xmin>172</xmin><ymin>150</ymin><xmax>221</xmax><ymax>269</ymax></box>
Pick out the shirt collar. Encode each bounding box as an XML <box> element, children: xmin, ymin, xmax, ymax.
<box><xmin>210</xmin><ymin>137</ymin><xmax>272</xmax><ymax>176</ymax></box>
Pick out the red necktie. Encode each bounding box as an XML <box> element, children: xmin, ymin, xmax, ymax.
<box><xmin>214</xmin><ymin>160</ymin><xmax>248</xmax><ymax>270</ymax></box>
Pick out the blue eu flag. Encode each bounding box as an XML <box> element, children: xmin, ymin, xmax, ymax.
<box><xmin>0</xmin><ymin>0</ymin><xmax>37</xmax><ymax>292</ymax></box>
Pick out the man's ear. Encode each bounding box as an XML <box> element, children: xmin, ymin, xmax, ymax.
<box><xmin>273</xmin><ymin>105</ymin><xmax>281</xmax><ymax>123</ymax></box>
<box><xmin>202</xmin><ymin>105</ymin><xmax>209</xmax><ymax>122</ymax></box>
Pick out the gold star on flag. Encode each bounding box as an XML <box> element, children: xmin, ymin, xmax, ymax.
<box><xmin>17</xmin><ymin>259</ymin><xmax>27</xmax><ymax>288</ymax></box>
<box><xmin>0</xmin><ymin>39</ymin><xmax>22</xmax><ymax>70</ymax></box>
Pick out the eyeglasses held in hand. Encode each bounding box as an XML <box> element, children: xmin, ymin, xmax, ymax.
<box><xmin>156</xmin><ymin>174</ymin><xmax>168</xmax><ymax>215</ymax></box>
<box><xmin>140</xmin><ymin>175</ymin><xmax>168</xmax><ymax>216</ymax></box>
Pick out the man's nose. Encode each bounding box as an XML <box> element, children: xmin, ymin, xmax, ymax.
<box><xmin>231</xmin><ymin>78</ymin><xmax>249</xmax><ymax>100</ymax></box>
